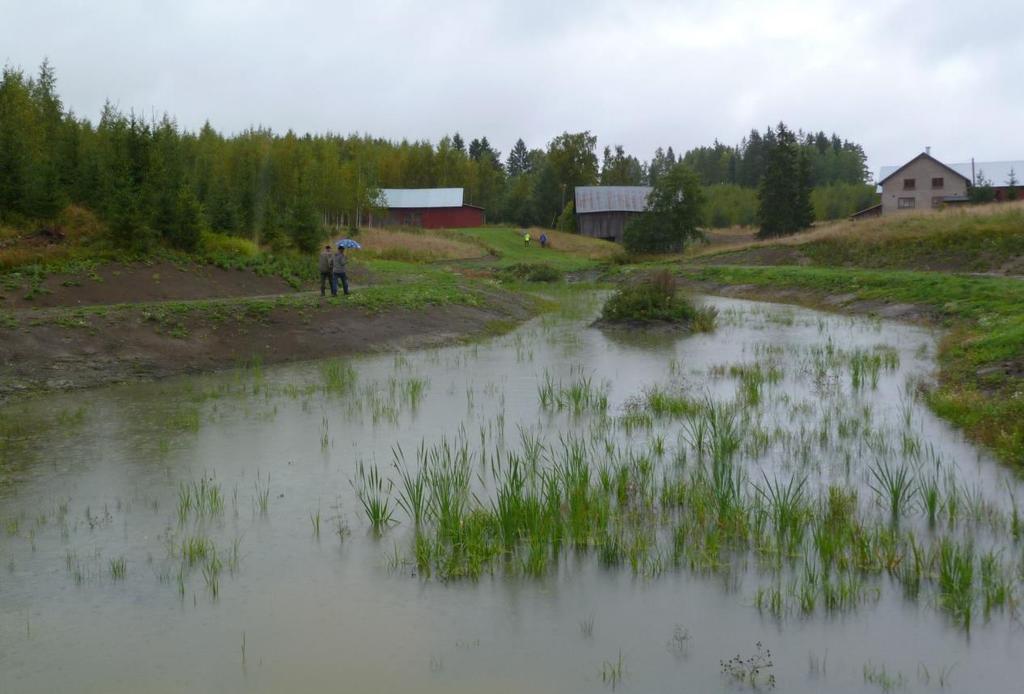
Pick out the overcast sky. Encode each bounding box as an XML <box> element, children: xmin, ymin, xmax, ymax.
<box><xmin>2</xmin><ymin>0</ymin><xmax>1021</xmax><ymax>179</ymax></box>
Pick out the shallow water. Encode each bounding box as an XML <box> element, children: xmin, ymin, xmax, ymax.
<box><xmin>1</xmin><ymin>294</ymin><xmax>1021</xmax><ymax>693</ymax></box>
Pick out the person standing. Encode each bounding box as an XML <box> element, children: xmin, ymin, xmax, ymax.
<box><xmin>332</xmin><ymin>246</ymin><xmax>350</xmax><ymax>297</ymax></box>
<box><xmin>523</xmin><ymin>231</ymin><xmax>531</xmax><ymax>247</ymax></box>
<box><xmin>318</xmin><ymin>244</ymin><xmax>334</xmax><ymax>296</ymax></box>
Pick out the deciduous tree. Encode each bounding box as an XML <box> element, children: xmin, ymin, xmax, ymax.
<box><xmin>623</xmin><ymin>163</ymin><xmax>705</xmax><ymax>252</ymax></box>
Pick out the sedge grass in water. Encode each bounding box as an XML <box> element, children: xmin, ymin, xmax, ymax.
<box><xmin>2</xmin><ymin>292</ymin><xmax>1023</xmax><ymax>693</ymax></box>
<box><xmin>364</xmin><ymin>396</ymin><xmax>1021</xmax><ymax>633</ymax></box>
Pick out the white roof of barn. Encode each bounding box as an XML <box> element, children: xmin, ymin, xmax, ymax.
<box><xmin>575</xmin><ymin>186</ymin><xmax>652</xmax><ymax>214</ymax></box>
<box><xmin>380</xmin><ymin>188</ymin><xmax>464</xmax><ymax>209</ymax></box>
<box><xmin>878</xmin><ymin>158</ymin><xmax>1023</xmax><ymax>187</ymax></box>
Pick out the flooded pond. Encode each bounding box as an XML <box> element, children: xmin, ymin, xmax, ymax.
<box><xmin>1</xmin><ymin>294</ymin><xmax>1021</xmax><ymax>693</ymax></box>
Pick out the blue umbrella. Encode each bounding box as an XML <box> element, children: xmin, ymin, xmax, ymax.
<box><xmin>336</xmin><ymin>239</ymin><xmax>362</xmax><ymax>249</ymax></box>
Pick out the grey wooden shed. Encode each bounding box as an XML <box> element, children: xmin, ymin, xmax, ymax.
<box><xmin>574</xmin><ymin>186</ymin><xmax>652</xmax><ymax>242</ymax></box>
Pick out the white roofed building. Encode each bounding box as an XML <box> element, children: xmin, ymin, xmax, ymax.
<box><xmin>372</xmin><ymin>188</ymin><xmax>485</xmax><ymax>228</ymax></box>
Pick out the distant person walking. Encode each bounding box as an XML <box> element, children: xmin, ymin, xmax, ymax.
<box><xmin>523</xmin><ymin>231</ymin><xmax>531</xmax><ymax>247</ymax></box>
<box><xmin>318</xmin><ymin>244</ymin><xmax>334</xmax><ymax>296</ymax></box>
<box><xmin>539</xmin><ymin>233</ymin><xmax>548</xmax><ymax>248</ymax></box>
<box><xmin>331</xmin><ymin>246</ymin><xmax>350</xmax><ymax>297</ymax></box>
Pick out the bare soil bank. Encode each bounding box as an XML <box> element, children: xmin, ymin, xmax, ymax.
<box><xmin>0</xmin><ymin>261</ymin><xmax>321</xmax><ymax>309</ymax></box>
<box><xmin>0</xmin><ymin>292</ymin><xmax>532</xmax><ymax>401</ymax></box>
<box><xmin>680</xmin><ymin>277</ymin><xmax>937</xmax><ymax>323</ymax></box>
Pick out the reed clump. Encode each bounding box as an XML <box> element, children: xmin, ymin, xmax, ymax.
<box><xmin>600</xmin><ymin>271</ymin><xmax>716</xmax><ymax>330</ymax></box>
<box><xmin>351</xmin><ymin>373</ymin><xmax>1023</xmax><ymax>634</ymax></box>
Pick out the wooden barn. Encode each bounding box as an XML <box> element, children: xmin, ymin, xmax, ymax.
<box><xmin>374</xmin><ymin>188</ymin><xmax>485</xmax><ymax>229</ymax></box>
<box><xmin>574</xmin><ymin>186</ymin><xmax>652</xmax><ymax>242</ymax></box>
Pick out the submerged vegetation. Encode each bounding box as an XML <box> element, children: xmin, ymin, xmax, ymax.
<box><xmin>685</xmin><ymin>264</ymin><xmax>1024</xmax><ymax>466</ymax></box>
<box><xmin>322</xmin><ymin>316</ymin><xmax>1022</xmax><ymax>637</ymax></box>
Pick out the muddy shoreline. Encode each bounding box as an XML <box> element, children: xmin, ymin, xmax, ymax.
<box><xmin>0</xmin><ymin>292</ymin><xmax>533</xmax><ymax>403</ymax></box>
<box><xmin>678</xmin><ymin>277</ymin><xmax>940</xmax><ymax>324</ymax></box>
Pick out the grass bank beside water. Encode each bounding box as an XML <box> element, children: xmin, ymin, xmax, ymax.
<box><xmin>681</xmin><ymin>264</ymin><xmax>1024</xmax><ymax>466</ymax></box>
<box><xmin>689</xmin><ymin>201</ymin><xmax>1024</xmax><ymax>274</ymax></box>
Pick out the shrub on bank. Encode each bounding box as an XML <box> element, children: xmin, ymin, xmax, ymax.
<box><xmin>498</xmin><ymin>263</ymin><xmax>564</xmax><ymax>283</ymax></box>
<box><xmin>200</xmin><ymin>231</ymin><xmax>260</xmax><ymax>258</ymax></box>
<box><xmin>600</xmin><ymin>270</ymin><xmax>716</xmax><ymax>330</ymax></box>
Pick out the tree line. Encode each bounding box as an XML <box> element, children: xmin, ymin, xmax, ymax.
<box><xmin>0</xmin><ymin>62</ymin><xmax>877</xmax><ymax>253</ymax></box>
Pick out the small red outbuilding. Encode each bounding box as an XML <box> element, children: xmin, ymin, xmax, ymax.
<box><xmin>374</xmin><ymin>188</ymin><xmax>485</xmax><ymax>229</ymax></box>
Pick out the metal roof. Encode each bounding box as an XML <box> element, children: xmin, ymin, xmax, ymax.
<box><xmin>878</xmin><ymin>158</ymin><xmax>1023</xmax><ymax>187</ymax></box>
<box><xmin>380</xmin><ymin>188</ymin><xmax>464</xmax><ymax>209</ymax></box>
<box><xmin>574</xmin><ymin>186</ymin><xmax>652</xmax><ymax>214</ymax></box>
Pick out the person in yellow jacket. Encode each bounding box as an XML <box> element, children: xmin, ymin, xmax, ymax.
<box><xmin>523</xmin><ymin>231</ymin><xmax>531</xmax><ymax>247</ymax></box>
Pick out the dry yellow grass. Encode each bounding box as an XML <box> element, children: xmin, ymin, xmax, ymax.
<box><xmin>685</xmin><ymin>200</ymin><xmax>1024</xmax><ymax>259</ymax></box>
<box><xmin>354</xmin><ymin>227</ymin><xmax>486</xmax><ymax>262</ymax></box>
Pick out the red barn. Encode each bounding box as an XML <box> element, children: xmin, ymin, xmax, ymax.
<box><xmin>374</xmin><ymin>188</ymin><xmax>485</xmax><ymax>229</ymax></box>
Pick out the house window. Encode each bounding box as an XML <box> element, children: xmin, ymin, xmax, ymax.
<box><xmin>903</xmin><ymin>178</ymin><xmax>916</xmax><ymax>190</ymax></box>
<box><xmin>931</xmin><ymin>177</ymin><xmax>944</xmax><ymax>189</ymax></box>
<box><xmin>931</xmin><ymin>196</ymin><xmax>944</xmax><ymax>208</ymax></box>
<box><xmin>898</xmin><ymin>197</ymin><xmax>916</xmax><ymax>209</ymax></box>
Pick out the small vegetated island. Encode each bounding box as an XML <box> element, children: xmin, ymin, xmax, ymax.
<box><xmin>597</xmin><ymin>270</ymin><xmax>717</xmax><ymax>332</ymax></box>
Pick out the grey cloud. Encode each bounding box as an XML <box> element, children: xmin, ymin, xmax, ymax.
<box><xmin>1</xmin><ymin>0</ymin><xmax>1020</xmax><ymax>174</ymax></box>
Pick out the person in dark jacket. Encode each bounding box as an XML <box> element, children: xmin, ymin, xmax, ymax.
<box><xmin>331</xmin><ymin>246</ymin><xmax>350</xmax><ymax>297</ymax></box>
<box><xmin>318</xmin><ymin>245</ymin><xmax>334</xmax><ymax>296</ymax></box>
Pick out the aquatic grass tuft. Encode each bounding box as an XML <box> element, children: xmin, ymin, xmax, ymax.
<box><xmin>178</xmin><ymin>477</ymin><xmax>224</xmax><ymax>523</ymax></box>
<box><xmin>863</xmin><ymin>662</ymin><xmax>907</xmax><ymax>692</ymax></box>
<box><xmin>254</xmin><ymin>473</ymin><xmax>271</xmax><ymax>515</ymax></box>
<box><xmin>109</xmin><ymin>557</ymin><xmax>126</xmax><ymax>580</ymax></box>
<box><xmin>600</xmin><ymin>649</ymin><xmax>626</xmax><ymax>689</ymax></box>
<box><xmin>353</xmin><ymin>462</ymin><xmax>395</xmax><ymax>532</ymax></box>
<box><xmin>310</xmin><ymin>508</ymin><xmax>321</xmax><ymax>538</ymax></box>
<box><xmin>181</xmin><ymin>535</ymin><xmax>213</xmax><ymax>567</ymax></box>
<box><xmin>320</xmin><ymin>360</ymin><xmax>357</xmax><ymax>394</ymax></box>
<box><xmin>538</xmin><ymin>370</ymin><xmax>609</xmax><ymax>416</ymax></box>
<box><xmin>394</xmin><ymin>445</ymin><xmax>427</xmax><ymax>526</ymax></box>
<box><xmin>937</xmin><ymin>538</ymin><xmax>974</xmax><ymax>628</ymax></box>
<box><xmin>867</xmin><ymin>460</ymin><xmax>916</xmax><ymax>520</ymax></box>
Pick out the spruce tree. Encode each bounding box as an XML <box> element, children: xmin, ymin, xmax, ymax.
<box><xmin>794</xmin><ymin>150</ymin><xmax>815</xmax><ymax>229</ymax></box>
<box><xmin>287</xmin><ymin>195</ymin><xmax>322</xmax><ymax>253</ymax></box>
<box><xmin>168</xmin><ymin>185</ymin><xmax>205</xmax><ymax>251</ymax></box>
<box><xmin>969</xmin><ymin>171</ymin><xmax>996</xmax><ymax>203</ymax></box>
<box><xmin>757</xmin><ymin>123</ymin><xmax>812</xmax><ymax>238</ymax></box>
<box><xmin>506</xmin><ymin>138</ymin><xmax>529</xmax><ymax>176</ymax></box>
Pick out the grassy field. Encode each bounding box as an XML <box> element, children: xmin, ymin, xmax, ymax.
<box><xmin>683</xmin><ymin>264</ymin><xmax>1024</xmax><ymax>466</ymax></box>
<box><xmin>450</xmin><ymin>226</ymin><xmax>624</xmax><ymax>270</ymax></box>
<box><xmin>352</xmin><ymin>227</ymin><xmax>485</xmax><ymax>263</ymax></box>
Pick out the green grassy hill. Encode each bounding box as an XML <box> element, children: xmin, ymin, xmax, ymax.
<box><xmin>449</xmin><ymin>226</ymin><xmax>623</xmax><ymax>271</ymax></box>
<box><xmin>692</xmin><ymin>201</ymin><xmax>1024</xmax><ymax>275</ymax></box>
